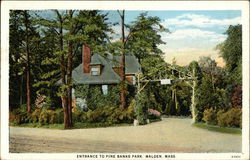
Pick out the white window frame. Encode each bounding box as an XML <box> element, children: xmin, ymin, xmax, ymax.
<box><xmin>91</xmin><ymin>67</ymin><xmax>99</xmax><ymax>75</ymax></box>
<box><xmin>102</xmin><ymin>85</ymin><xmax>108</xmax><ymax>95</ymax></box>
<box><xmin>132</xmin><ymin>76</ymin><xmax>136</xmax><ymax>85</ymax></box>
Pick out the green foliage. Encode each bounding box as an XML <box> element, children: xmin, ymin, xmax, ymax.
<box><xmin>217</xmin><ymin>108</ymin><xmax>242</xmax><ymax>128</ymax></box>
<box><xmin>9</xmin><ymin>108</ymin><xmax>31</xmax><ymax>125</ymax></box>
<box><xmin>201</xmin><ymin>107</ymin><xmax>241</xmax><ymax>128</ymax></box>
<box><xmin>193</xmin><ymin>122</ymin><xmax>241</xmax><ymax>134</ymax></box>
<box><xmin>196</xmin><ymin>76</ymin><xmax>226</xmax><ymax>121</ymax></box>
<box><xmin>126</xmin><ymin>12</ymin><xmax>169</xmax><ymax>62</ymax></box>
<box><xmin>135</xmin><ymin>91</ymin><xmax>148</xmax><ymax>125</ymax></box>
<box><xmin>30</xmin><ymin>109</ymin><xmax>41</xmax><ymax>123</ymax></box>
<box><xmin>73</xmin><ymin>105</ymin><xmax>134</xmax><ymax>124</ymax></box>
<box><xmin>10</xmin><ymin>108</ymin><xmax>64</xmax><ymax>125</ymax></box>
<box><xmin>75</xmin><ymin>84</ymin><xmax>122</xmax><ymax>110</ymax></box>
<box><xmin>140</xmin><ymin>55</ymin><xmax>192</xmax><ymax>116</ymax></box>
<box><xmin>165</xmin><ymin>99</ymin><xmax>176</xmax><ymax>115</ymax></box>
<box><xmin>216</xmin><ymin>24</ymin><xmax>242</xmax><ymax>84</ymax></box>
<box><xmin>202</xmin><ymin>108</ymin><xmax>217</xmax><ymax>125</ymax></box>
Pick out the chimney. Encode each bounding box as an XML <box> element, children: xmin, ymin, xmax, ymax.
<box><xmin>83</xmin><ymin>45</ymin><xmax>91</xmax><ymax>73</ymax></box>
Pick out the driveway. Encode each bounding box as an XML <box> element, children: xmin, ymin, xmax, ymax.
<box><xmin>9</xmin><ymin>118</ymin><xmax>241</xmax><ymax>153</ymax></box>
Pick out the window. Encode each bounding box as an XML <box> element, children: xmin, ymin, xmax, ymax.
<box><xmin>91</xmin><ymin>67</ymin><xmax>99</xmax><ymax>75</ymax></box>
<box><xmin>132</xmin><ymin>76</ymin><xmax>136</xmax><ymax>85</ymax></box>
<box><xmin>102</xmin><ymin>85</ymin><xmax>108</xmax><ymax>95</ymax></box>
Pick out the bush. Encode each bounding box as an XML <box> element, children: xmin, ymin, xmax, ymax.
<box><xmin>148</xmin><ymin>108</ymin><xmax>161</xmax><ymax>119</ymax></box>
<box><xmin>55</xmin><ymin>108</ymin><xmax>64</xmax><ymax>124</ymax></box>
<box><xmin>31</xmin><ymin>109</ymin><xmax>42</xmax><ymax>123</ymax></box>
<box><xmin>9</xmin><ymin>108</ymin><xmax>31</xmax><ymax>124</ymax></box>
<box><xmin>38</xmin><ymin>109</ymin><xmax>58</xmax><ymax>125</ymax></box>
<box><xmin>75</xmin><ymin>105</ymin><xmax>134</xmax><ymax>125</ymax></box>
<box><xmin>39</xmin><ymin>109</ymin><xmax>50</xmax><ymax>124</ymax></box>
<box><xmin>217</xmin><ymin>108</ymin><xmax>242</xmax><ymax>128</ymax></box>
<box><xmin>202</xmin><ymin>108</ymin><xmax>217</xmax><ymax>125</ymax></box>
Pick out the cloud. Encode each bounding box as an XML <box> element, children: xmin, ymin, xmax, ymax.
<box><xmin>162</xmin><ymin>28</ymin><xmax>226</xmax><ymax>42</ymax></box>
<box><xmin>162</xmin><ymin>14</ymin><xmax>241</xmax><ymax>28</ymax></box>
<box><xmin>110</xmin><ymin>25</ymin><xmax>130</xmax><ymax>42</ymax></box>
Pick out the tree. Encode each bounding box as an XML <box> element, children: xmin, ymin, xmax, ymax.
<box><xmin>35</xmin><ymin>10</ymin><xmax>111</xmax><ymax>128</ymax></box>
<box><xmin>198</xmin><ymin>56</ymin><xmax>226</xmax><ymax>91</ymax></box>
<box><xmin>115</xmin><ymin>11</ymin><xmax>169</xmax><ymax>109</ymax></box>
<box><xmin>117</xmin><ymin>10</ymin><xmax>126</xmax><ymax>109</ymax></box>
<box><xmin>126</xmin><ymin>12</ymin><xmax>169</xmax><ymax>62</ymax></box>
<box><xmin>9</xmin><ymin>10</ymin><xmax>24</xmax><ymax>110</ymax></box>
<box><xmin>188</xmin><ymin>61</ymin><xmax>202</xmax><ymax>123</ymax></box>
<box><xmin>216</xmin><ymin>24</ymin><xmax>242</xmax><ymax>107</ymax></box>
<box><xmin>9</xmin><ymin>10</ymin><xmax>41</xmax><ymax>112</ymax></box>
<box><xmin>216</xmin><ymin>24</ymin><xmax>242</xmax><ymax>85</ymax></box>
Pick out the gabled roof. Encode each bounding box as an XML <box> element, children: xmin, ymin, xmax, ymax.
<box><xmin>89</xmin><ymin>54</ymin><xmax>102</xmax><ymax>65</ymax></box>
<box><xmin>56</xmin><ymin>54</ymin><xmax>141</xmax><ymax>85</ymax></box>
<box><xmin>113</xmin><ymin>55</ymin><xmax>141</xmax><ymax>74</ymax></box>
<box><xmin>73</xmin><ymin>54</ymin><xmax>122</xmax><ymax>84</ymax></box>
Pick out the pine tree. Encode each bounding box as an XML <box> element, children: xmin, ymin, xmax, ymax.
<box><xmin>35</xmin><ymin>10</ymin><xmax>111</xmax><ymax>128</ymax></box>
<box><xmin>126</xmin><ymin>12</ymin><xmax>169</xmax><ymax>62</ymax></box>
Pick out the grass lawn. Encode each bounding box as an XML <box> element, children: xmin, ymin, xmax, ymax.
<box><xmin>9</xmin><ymin>122</ymin><xmax>132</xmax><ymax>129</ymax></box>
<box><xmin>193</xmin><ymin>122</ymin><xmax>242</xmax><ymax>134</ymax></box>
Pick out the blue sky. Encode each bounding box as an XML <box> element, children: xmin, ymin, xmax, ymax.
<box><xmin>38</xmin><ymin>10</ymin><xmax>241</xmax><ymax>66</ymax></box>
<box><xmin>105</xmin><ymin>10</ymin><xmax>241</xmax><ymax>66</ymax></box>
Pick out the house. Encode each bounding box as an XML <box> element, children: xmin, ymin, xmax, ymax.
<box><xmin>71</xmin><ymin>45</ymin><xmax>141</xmax><ymax>110</ymax></box>
<box><xmin>72</xmin><ymin>45</ymin><xmax>141</xmax><ymax>86</ymax></box>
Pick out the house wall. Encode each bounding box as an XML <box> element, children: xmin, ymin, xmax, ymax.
<box><xmin>73</xmin><ymin>84</ymin><xmax>136</xmax><ymax>111</ymax></box>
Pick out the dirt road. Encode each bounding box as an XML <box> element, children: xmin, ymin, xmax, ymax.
<box><xmin>9</xmin><ymin>118</ymin><xmax>241</xmax><ymax>153</ymax></box>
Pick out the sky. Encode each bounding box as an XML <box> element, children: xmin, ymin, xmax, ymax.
<box><xmin>105</xmin><ymin>10</ymin><xmax>241</xmax><ymax>67</ymax></box>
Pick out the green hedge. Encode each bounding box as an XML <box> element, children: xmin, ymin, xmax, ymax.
<box><xmin>202</xmin><ymin>107</ymin><xmax>242</xmax><ymax>128</ymax></box>
<box><xmin>10</xmin><ymin>105</ymin><xmax>134</xmax><ymax>125</ymax></box>
<box><xmin>73</xmin><ymin>105</ymin><xmax>134</xmax><ymax>124</ymax></box>
<box><xmin>9</xmin><ymin>108</ymin><xmax>64</xmax><ymax>125</ymax></box>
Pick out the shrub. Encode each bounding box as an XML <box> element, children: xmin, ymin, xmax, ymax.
<box><xmin>47</xmin><ymin>110</ymin><xmax>57</xmax><ymax>124</ymax></box>
<box><xmin>55</xmin><ymin>108</ymin><xmax>64</xmax><ymax>124</ymax></box>
<box><xmin>73</xmin><ymin>107</ymin><xmax>84</xmax><ymax>123</ymax></box>
<box><xmin>217</xmin><ymin>108</ymin><xmax>242</xmax><ymax>128</ymax></box>
<box><xmin>75</xmin><ymin>105</ymin><xmax>134</xmax><ymax>125</ymax></box>
<box><xmin>38</xmin><ymin>109</ymin><xmax>57</xmax><ymax>125</ymax></box>
<box><xmin>202</xmin><ymin>108</ymin><xmax>217</xmax><ymax>125</ymax></box>
<box><xmin>39</xmin><ymin>109</ymin><xmax>50</xmax><ymax>124</ymax></box>
<box><xmin>148</xmin><ymin>108</ymin><xmax>161</xmax><ymax>119</ymax></box>
<box><xmin>9</xmin><ymin>108</ymin><xmax>31</xmax><ymax>124</ymax></box>
<box><xmin>31</xmin><ymin>109</ymin><xmax>42</xmax><ymax>123</ymax></box>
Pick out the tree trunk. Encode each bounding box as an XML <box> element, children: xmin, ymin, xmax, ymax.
<box><xmin>24</xmin><ymin>11</ymin><xmax>31</xmax><ymax>113</ymax></box>
<box><xmin>191</xmin><ymin>68</ymin><xmax>197</xmax><ymax>123</ymax></box>
<box><xmin>57</xmin><ymin>13</ymin><xmax>71</xmax><ymax>129</ymax></box>
<box><xmin>62</xmin><ymin>97</ymin><xmax>70</xmax><ymax>129</ymax></box>
<box><xmin>67</xmin><ymin>40</ymin><xmax>73</xmax><ymax>126</ymax></box>
<box><xmin>26</xmin><ymin>69</ymin><xmax>31</xmax><ymax>113</ymax></box>
<box><xmin>120</xmin><ymin>10</ymin><xmax>126</xmax><ymax>110</ymax></box>
<box><xmin>19</xmin><ymin>74</ymin><xmax>23</xmax><ymax>107</ymax></box>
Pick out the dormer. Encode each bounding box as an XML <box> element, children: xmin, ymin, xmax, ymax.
<box><xmin>90</xmin><ymin>54</ymin><xmax>102</xmax><ymax>76</ymax></box>
<box><xmin>90</xmin><ymin>65</ymin><xmax>101</xmax><ymax>76</ymax></box>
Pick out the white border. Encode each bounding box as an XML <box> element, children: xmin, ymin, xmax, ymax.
<box><xmin>1</xmin><ymin>1</ymin><xmax>249</xmax><ymax>160</ymax></box>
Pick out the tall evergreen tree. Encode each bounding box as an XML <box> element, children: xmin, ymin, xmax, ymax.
<box><xmin>126</xmin><ymin>12</ymin><xmax>169</xmax><ymax>62</ymax></box>
<box><xmin>9</xmin><ymin>10</ymin><xmax>24</xmax><ymax>110</ymax></box>
<box><xmin>9</xmin><ymin>10</ymin><xmax>40</xmax><ymax>112</ymax></box>
<box><xmin>35</xmin><ymin>10</ymin><xmax>111</xmax><ymax>128</ymax></box>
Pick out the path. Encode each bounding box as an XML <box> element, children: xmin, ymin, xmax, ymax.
<box><xmin>9</xmin><ymin>118</ymin><xmax>241</xmax><ymax>153</ymax></box>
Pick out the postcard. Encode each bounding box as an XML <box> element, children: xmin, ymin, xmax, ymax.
<box><xmin>1</xmin><ymin>1</ymin><xmax>249</xmax><ymax>160</ymax></box>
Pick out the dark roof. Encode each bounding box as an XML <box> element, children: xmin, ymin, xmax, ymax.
<box><xmin>90</xmin><ymin>54</ymin><xmax>102</xmax><ymax>65</ymax></box>
<box><xmin>71</xmin><ymin>54</ymin><xmax>141</xmax><ymax>85</ymax></box>
<box><xmin>113</xmin><ymin>55</ymin><xmax>141</xmax><ymax>74</ymax></box>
